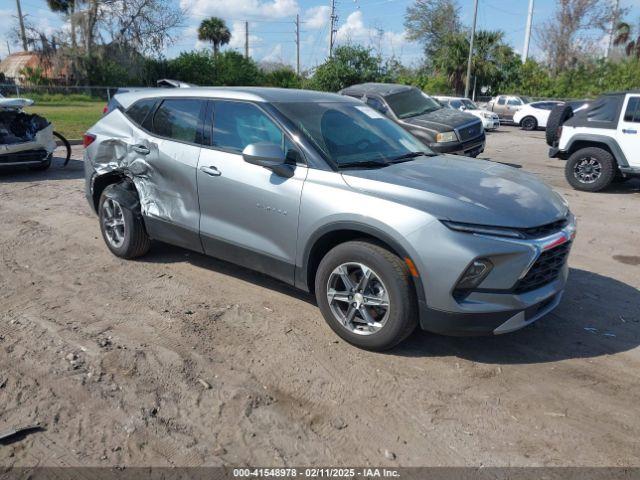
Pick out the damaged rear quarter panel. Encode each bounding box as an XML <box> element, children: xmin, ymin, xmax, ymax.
<box><xmin>86</xmin><ymin>109</ymin><xmax>201</xmax><ymax>246</ymax></box>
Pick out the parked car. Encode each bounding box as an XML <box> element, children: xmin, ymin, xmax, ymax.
<box><xmin>484</xmin><ymin>95</ymin><xmax>532</xmax><ymax>123</ymax></box>
<box><xmin>0</xmin><ymin>93</ymin><xmax>57</xmax><ymax>170</ymax></box>
<box><xmin>85</xmin><ymin>87</ymin><xmax>575</xmax><ymax>350</ymax></box>
<box><xmin>513</xmin><ymin>101</ymin><xmax>564</xmax><ymax>131</ymax></box>
<box><xmin>339</xmin><ymin>83</ymin><xmax>485</xmax><ymax>157</ymax></box>
<box><xmin>548</xmin><ymin>91</ymin><xmax>640</xmax><ymax>191</ymax></box>
<box><xmin>435</xmin><ymin>96</ymin><xmax>500</xmax><ymax>130</ymax></box>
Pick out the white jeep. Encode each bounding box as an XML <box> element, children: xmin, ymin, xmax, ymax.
<box><xmin>547</xmin><ymin>92</ymin><xmax>640</xmax><ymax>191</ymax></box>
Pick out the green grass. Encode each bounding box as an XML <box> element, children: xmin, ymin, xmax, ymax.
<box><xmin>24</xmin><ymin>100</ymin><xmax>105</xmax><ymax>140</ymax></box>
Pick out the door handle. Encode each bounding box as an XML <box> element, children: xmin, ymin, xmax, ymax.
<box><xmin>132</xmin><ymin>144</ymin><xmax>150</xmax><ymax>155</ymax></box>
<box><xmin>622</xmin><ymin>129</ymin><xmax>637</xmax><ymax>134</ymax></box>
<box><xmin>200</xmin><ymin>165</ymin><xmax>221</xmax><ymax>176</ymax></box>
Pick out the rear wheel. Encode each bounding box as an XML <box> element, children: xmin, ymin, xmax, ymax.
<box><xmin>520</xmin><ymin>116</ymin><xmax>538</xmax><ymax>131</ymax></box>
<box><xmin>99</xmin><ymin>183</ymin><xmax>151</xmax><ymax>258</ymax></box>
<box><xmin>315</xmin><ymin>240</ymin><xmax>417</xmax><ymax>351</ymax></box>
<box><xmin>29</xmin><ymin>157</ymin><xmax>51</xmax><ymax>171</ymax></box>
<box><xmin>565</xmin><ymin>147</ymin><xmax>616</xmax><ymax>192</ymax></box>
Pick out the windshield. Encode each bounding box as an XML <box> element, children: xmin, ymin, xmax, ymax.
<box><xmin>273</xmin><ymin>101</ymin><xmax>432</xmax><ymax>167</ymax></box>
<box><xmin>385</xmin><ymin>89</ymin><xmax>442</xmax><ymax>119</ymax></box>
<box><xmin>461</xmin><ymin>99</ymin><xmax>477</xmax><ymax>109</ymax></box>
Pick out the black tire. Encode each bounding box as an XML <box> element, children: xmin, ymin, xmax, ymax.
<box><xmin>546</xmin><ymin>104</ymin><xmax>573</xmax><ymax>146</ymax></box>
<box><xmin>29</xmin><ymin>157</ymin><xmax>51</xmax><ymax>171</ymax></box>
<box><xmin>565</xmin><ymin>147</ymin><xmax>616</xmax><ymax>192</ymax></box>
<box><xmin>520</xmin><ymin>116</ymin><xmax>538</xmax><ymax>131</ymax></box>
<box><xmin>98</xmin><ymin>183</ymin><xmax>151</xmax><ymax>258</ymax></box>
<box><xmin>315</xmin><ymin>240</ymin><xmax>418</xmax><ymax>351</ymax></box>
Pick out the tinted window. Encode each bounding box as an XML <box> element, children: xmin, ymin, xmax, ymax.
<box><xmin>126</xmin><ymin>99</ymin><xmax>155</xmax><ymax>125</ymax></box>
<box><xmin>497</xmin><ymin>97</ymin><xmax>506</xmax><ymax>105</ymax></box>
<box><xmin>507</xmin><ymin>98</ymin><xmax>521</xmax><ymax>106</ymax></box>
<box><xmin>450</xmin><ymin>100</ymin><xmax>463</xmax><ymax>109</ymax></box>
<box><xmin>385</xmin><ymin>89</ymin><xmax>442</xmax><ymax>119</ymax></box>
<box><xmin>213</xmin><ymin>101</ymin><xmax>284</xmax><ymax>153</ymax></box>
<box><xmin>152</xmin><ymin>99</ymin><xmax>203</xmax><ymax>143</ymax></box>
<box><xmin>273</xmin><ymin>101</ymin><xmax>430</xmax><ymax>166</ymax></box>
<box><xmin>366</xmin><ymin>96</ymin><xmax>386</xmax><ymax>113</ymax></box>
<box><xmin>624</xmin><ymin>97</ymin><xmax>640</xmax><ymax>123</ymax></box>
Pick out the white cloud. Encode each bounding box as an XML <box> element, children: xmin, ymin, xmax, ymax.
<box><xmin>181</xmin><ymin>0</ymin><xmax>298</xmax><ymax>20</ymax></box>
<box><xmin>335</xmin><ymin>11</ymin><xmax>406</xmax><ymax>56</ymax></box>
<box><xmin>261</xmin><ymin>43</ymin><xmax>284</xmax><ymax>63</ymax></box>
<box><xmin>305</xmin><ymin>5</ymin><xmax>330</xmax><ymax>30</ymax></box>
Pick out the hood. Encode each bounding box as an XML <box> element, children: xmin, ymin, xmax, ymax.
<box><xmin>400</xmin><ymin>108</ymin><xmax>480</xmax><ymax>132</ymax></box>
<box><xmin>341</xmin><ymin>155</ymin><xmax>568</xmax><ymax>228</ymax></box>
<box><xmin>0</xmin><ymin>97</ymin><xmax>34</xmax><ymax>109</ymax></box>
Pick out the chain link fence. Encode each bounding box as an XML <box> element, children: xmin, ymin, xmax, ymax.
<box><xmin>0</xmin><ymin>79</ymin><xmax>119</xmax><ymax>101</ymax></box>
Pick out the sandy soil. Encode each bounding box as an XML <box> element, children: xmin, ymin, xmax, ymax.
<box><xmin>0</xmin><ymin>128</ymin><xmax>639</xmax><ymax>467</ymax></box>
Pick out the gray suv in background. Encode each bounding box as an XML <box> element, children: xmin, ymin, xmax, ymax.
<box><xmin>84</xmin><ymin>87</ymin><xmax>575</xmax><ymax>350</ymax></box>
<box><xmin>340</xmin><ymin>83</ymin><xmax>486</xmax><ymax>157</ymax></box>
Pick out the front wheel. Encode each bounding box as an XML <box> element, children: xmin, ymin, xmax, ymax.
<box><xmin>520</xmin><ymin>116</ymin><xmax>538</xmax><ymax>131</ymax></box>
<box><xmin>565</xmin><ymin>147</ymin><xmax>616</xmax><ymax>192</ymax></box>
<box><xmin>315</xmin><ymin>240</ymin><xmax>418</xmax><ymax>351</ymax></box>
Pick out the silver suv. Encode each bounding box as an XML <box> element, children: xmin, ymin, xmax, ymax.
<box><xmin>84</xmin><ymin>87</ymin><xmax>576</xmax><ymax>350</ymax></box>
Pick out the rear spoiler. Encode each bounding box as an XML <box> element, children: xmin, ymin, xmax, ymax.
<box><xmin>156</xmin><ymin>79</ymin><xmax>194</xmax><ymax>88</ymax></box>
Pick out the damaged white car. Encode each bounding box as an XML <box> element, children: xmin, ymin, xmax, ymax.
<box><xmin>0</xmin><ymin>93</ymin><xmax>58</xmax><ymax>170</ymax></box>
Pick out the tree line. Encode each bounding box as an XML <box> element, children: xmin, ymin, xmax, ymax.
<box><xmin>6</xmin><ymin>0</ymin><xmax>640</xmax><ymax>99</ymax></box>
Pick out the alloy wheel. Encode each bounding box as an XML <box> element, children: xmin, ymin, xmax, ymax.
<box><xmin>102</xmin><ymin>198</ymin><xmax>126</xmax><ymax>248</ymax></box>
<box><xmin>574</xmin><ymin>157</ymin><xmax>602</xmax><ymax>184</ymax></box>
<box><xmin>326</xmin><ymin>262</ymin><xmax>390</xmax><ymax>335</ymax></box>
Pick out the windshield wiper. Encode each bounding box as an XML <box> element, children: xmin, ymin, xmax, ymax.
<box><xmin>389</xmin><ymin>151</ymin><xmax>432</xmax><ymax>163</ymax></box>
<box><xmin>337</xmin><ymin>159</ymin><xmax>390</xmax><ymax>169</ymax></box>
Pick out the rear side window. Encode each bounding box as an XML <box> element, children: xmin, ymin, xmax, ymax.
<box><xmin>152</xmin><ymin>99</ymin><xmax>203</xmax><ymax>143</ymax></box>
<box><xmin>212</xmin><ymin>101</ymin><xmax>283</xmax><ymax>153</ymax></box>
<box><xmin>497</xmin><ymin>97</ymin><xmax>506</xmax><ymax>105</ymax></box>
<box><xmin>624</xmin><ymin>97</ymin><xmax>640</xmax><ymax>123</ymax></box>
<box><xmin>126</xmin><ymin>99</ymin><xmax>155</xmax><ymax>126</ymax></box>
<box><xmin>507</xmin><ymin>98</ymin><xmax>520</xmax><ymax>106</ymax></box>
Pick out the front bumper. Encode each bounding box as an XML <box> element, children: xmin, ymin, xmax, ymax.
<box><xmin>408</xmin><ymin>217</ymin><xmax>575</xmax><ymax>336</ymax></box>
<box><xmin>430</xmin><ymin>133</ymin><xmax>486</xmax><ymax>156</ymax></box>
<box><xmin>482</xmin><ymin>118</ymin><xmax>500</xmax><ymax>130</ymax></box>
<box><xmin>0</xmin><ymin>148</ymin><xmax>51</xmax><ymax>167</ymax></box>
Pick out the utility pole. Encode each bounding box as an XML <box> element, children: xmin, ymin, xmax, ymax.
<box><xmin>15</xmin><ymin>0</ymin><xmax>28</xmax><ymax>52</ymax></box>
<box><xmin>6</xmin><ymin>41</ymin><xmax>11</xmax><ymax>55</ymax></box>
<box><xmin>464</xmin><ymin>0</ymin><xmax>478</xmax><ymax>98</ymax></box>
<box><xmin>522</xmin><ymin>0</ymin><xmax>534</xmax><ymax>63</ymax></box>
<box><xmin>295</xmin><ymin>14</ymin><xmax>300</xmax><ymax>75</ymax></box>
<box><xmin>329</xmin><ymin>0</ymin><xmax>338</xmax><ymax>58</ymax></box>
<box><xmin>245</xmin><ymin>21</ymin><xmax>249</xmax><ymax>58</ymax></box>
<box><xmin>607</xmin><ymin>0</ymin><xmax>620</xmax><ymax>58</ymax></box>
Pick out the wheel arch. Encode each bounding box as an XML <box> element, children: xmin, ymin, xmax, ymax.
<box><xmin>297</xmin><ymin>222</ymin><xmax>427</xmax><ymax>307</ymax></box>
<box><xmin>92</xmin><ymin>172</ymin><xmax>142</xmax><ymax>216</ymax></box>
<box><xmin>565</xmin><ymin>134</ymin><xmax>629</xmax><ymax>167</ymax></box>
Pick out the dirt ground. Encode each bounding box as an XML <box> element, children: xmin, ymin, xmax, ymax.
<box><xmin>1</xmin><ymin>127</ymin><xmax>639</xmax><ymax>468</ymax></box>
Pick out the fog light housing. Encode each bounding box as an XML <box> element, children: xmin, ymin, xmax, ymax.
<box><xmin>454</xmin><ymin>258</ymin><xmax>493</xmax><ymax>294</ymax></box>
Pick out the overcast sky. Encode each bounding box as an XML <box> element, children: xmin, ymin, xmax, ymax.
<box><xmin>1</xmin><ymin>0</ymin><xmax>640</xmax><ymax>70</ymax></box>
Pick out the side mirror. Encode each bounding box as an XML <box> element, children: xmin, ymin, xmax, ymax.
<box><xmin>242</xmin><ymin>142</ymin><xmax>293</xmax><ymax>178</ymax></box>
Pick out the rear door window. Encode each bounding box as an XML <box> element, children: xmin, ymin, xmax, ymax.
<box><xmin>497</xmin><ymin>97</ymin><xmax>506</xmax><ymax>105</ymax></box>
<box><xmin>623</xmin><ymin>97</ymin><xmax>640</xmax><ymax>123</ymax></box>
<box><xmin>507</xmin><ymin>98</ymin><xmax>521</xmax><ymax>106</ymax></box>
<box><xmin>212</xmin><ymin>101</ymin><xmax>284</xmax><ymax>153</ymax></box>
<box><xmin>126</xmin><ymin>99</ymin><xmax>156</xmax><ymax>126</ymax></box>
<box><xmin>151</xmin><ymin>98</ymin><xmax>204</xmax><ymax>144</ymax></box>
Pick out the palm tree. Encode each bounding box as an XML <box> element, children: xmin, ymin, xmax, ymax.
<box><xmin>613</xmin><ymin>22</ymin><xmax>640</xmax><ymax>58</ymax></box>
<box><xmin>198</xmin><ymin>17</ymin><xmax>231</xmax><ymax>55</ymax></box>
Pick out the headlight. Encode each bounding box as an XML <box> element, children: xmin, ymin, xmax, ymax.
<box><xmin>441</xmin><ymin>220</ymin><xmax>526</xmax><ymax>239</ymax></box>
<box><xmin>435</xmin><ymin>131</ymin><xmax>458</xmax><ymax>143</ymax></box>
<box><xmin>482</xmin><ymin>112</ymin><xmax>492</xmax><ymax>119</ymax></box>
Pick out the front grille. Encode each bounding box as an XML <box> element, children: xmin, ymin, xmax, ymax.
<box><xmin>457</xmin><ymin>121</ymin><xmax>483</xmax><ymax>141</ymax></box>
<box><xmin>520</xmin><ymin>218</ymin><xmax>568</xmax><ymax>239</ymax></box>
<box><xmin>514</xmin><ymin>241</ymin><xmax>572</xmax><ymax>293</ymax></box>
<box><xmin>0</xmin><ymin>148</ymin><xmax>49</xmax><ymax>165</ymax></box>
